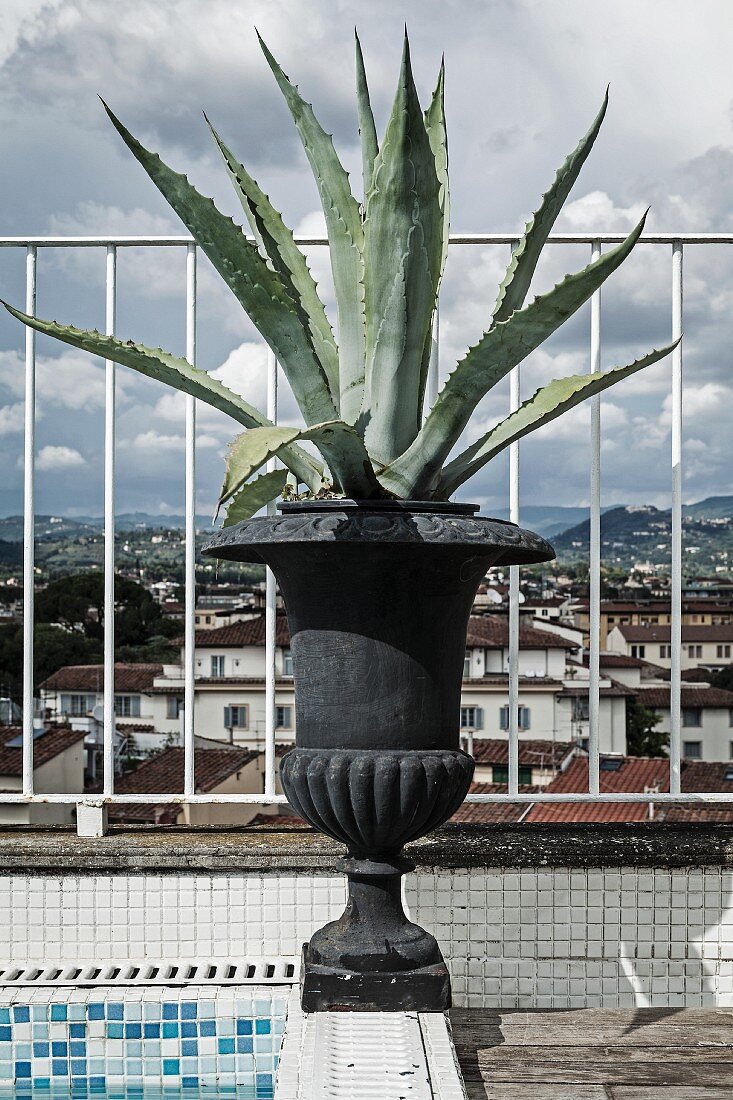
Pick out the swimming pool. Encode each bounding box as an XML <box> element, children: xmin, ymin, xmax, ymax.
<box><xmin>0</xmin><ymin>989</ymin><xmax>288</xmax><ymax>1096</ymax></box>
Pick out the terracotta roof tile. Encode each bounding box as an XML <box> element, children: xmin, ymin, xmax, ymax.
<box><xmin>635</xmin><ymin>685</ymin><xmax>733</xmax><ymax>708</ymax></box>
<box><xmin>39</xmin><ymin>664</ymin><xmax>163</xmax><ymax>692</ymax></box>
<box><xmin>615</xmin><ymin>623</ymin><xmax>733</xmax><ymax>642</ymax></box>
<box><xmin>451</xmin><ymin>782</ymin><xmax>540</xmax><ymax>824</ymax></box>
<box><xmin>114</xmin><ymin>745</ymin><xmax>260</xmax><ymax>796</ymax></box>
<box><xmin>185</xmin><ymin>615</ymin><xmax>290</xmax><ymax>648</ymax></box>
<box><xmin>526</xmin><ymin>754</ymin><xmax>733</xmax><ymax>823</ymax></box>
<box><xmin>472</xmin><ymin>738</ymin><xmax>574</xmax><ymax>768</ymax></box>
<box><xmin>0</xmin><ymin>725</ymin><xmax>86</xmax><ymax>777</ymax></box>
<box><xmin>466</xmin><ymin>616</ymin><xmax>577</xmax><ymax>649</ymax></box>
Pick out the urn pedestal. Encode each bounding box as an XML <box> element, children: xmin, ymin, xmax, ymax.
<box><xmin>203</xmin><ymin>500</ymin><xmax>554</xmax><ymax>1011</ymax></box>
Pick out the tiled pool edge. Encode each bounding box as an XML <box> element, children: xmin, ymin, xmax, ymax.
<box><xmin>0</xmin><ymin>985</ymin><xmax>288</xmax><ymax>1092</ymax></box>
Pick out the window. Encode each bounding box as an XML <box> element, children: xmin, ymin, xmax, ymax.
<box><xmin>460</xmin><ymin>706</ymin><xmax>484</xmax><ymax>730</ymax></box>
<box><xmin>631</xmin><ymin>645</ymin><xmax>646</xmax><ymax>658</ymax></box>
<box><xmin>729</xmin><ymin>743</ymin><xmax>733</xmax><ymax>761</ymax></box>
<box><xmin>463</xmin><ymin>650</ymin><xmax>471</xmax><ymax>678</ymax></box>
<box><xmin>492</xmin><ymin>765</ymin><xmax>533</xmax><ymax>785</ymax></box>
<box><xmin>167</xmin><ymin>697</ymin><xmax>183</xmax><ymax>720</ymax></box>
<box><xmin>114</xmin><ymin>695</ymin><xmax>141</xmax><ymax>718</ymax></box>
<box><xmin>283</xmin><ymin>649</ymin><xmax>294</xmax><ymax>677</ymax></box>
<box><xmin>571</xmin><ymin>697</ymin><xmax>589</xmax><ymax>723</ymax></box>
<box><xmin>659</xmin><ymin>645</ymin><xmax>671</xmax><ymax>658</ymax></box>
<box><xmin>682</xmin><ymin>707</ymin><xmax>702</xmax><ymax>728</ymax></box>
<box><xmin>683</xmin><ymin>740</ymin><xmax>702</xmax><ymax>760</ymax></box>
<box><xmin>60</xmin><ymin>693</ymin><xmax>95</xmax><ymax>716</ymax></box>
<box><xmin>686</xmin><ymin>645</ymin><xmax>702</xmax><ymax>659</ymax></box>
<box><xmin>211</xmin><ymin>655</ymin><xmax>226</xmax><ymax>677</ymax></box>
<box><xmin>224</xmin><ymin>705</ymin><xmax>248</xmax><ymax>729</ymax></box>
<box><xmin>276</xmin><ymin>705</ymin><xmax>293</xmax><ymax>729</ymax></box>
<box><xmin>717</xmin><ymin>645</ymin><xmax>731</xmax><ymax>659</ymax></box>
<box><xmin>499</xmin><ymin>705</ymin><xmax>530</xmax><ymax>731</ymax></box>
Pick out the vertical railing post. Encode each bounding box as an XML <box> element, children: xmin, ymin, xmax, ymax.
<box><xmin>508</xmin><ymin>245</ymin><xmax>520</xmax><ymax>795</ymax></box>
<box><xmin>588</xmin><ymin>240</ymin><xmax>602</xmax><ymax>795</ymax></box>
<box><xmin>670</xmin><ymin>241</ymin><xmax>683</xmax><ymax>793</ymax></box>
<box><xmin>22</xmin><ymin>245</ymin><xmax>37</xmax><ymax>798</ymax></box>
<box><xmin>184</xmin><ymin>243</ymin><xmax>197</xmax><ymax>798</ymax></box>
<box><xmin>264</xmin><ymin>350</ymin><xmax>278</xmax><ymax>797</ymax></box>
<box><xmin>103</xmin><ymin>244</ymin><xmax>117</xmax><ymax>797</ymax></box>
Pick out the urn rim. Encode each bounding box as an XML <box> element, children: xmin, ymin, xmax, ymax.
<box><xmin>202</xmin><ymin>501</ymin><xmax>556</xmax><ymax>566</ymax></box>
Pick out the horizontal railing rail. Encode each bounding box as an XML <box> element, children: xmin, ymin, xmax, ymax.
<box><xmin>0</xmin><ymin>231</ymin><xmax>727</xmax><ymax>830</ymax></box>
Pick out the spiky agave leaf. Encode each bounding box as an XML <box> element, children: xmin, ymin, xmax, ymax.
<box><xmin>218</xmin><ymin>422</ymin><xmax>385</xmax><ymax>509</ymax></box>
<box><xmin>258</xmin><ymin>34</ymin><xmax>366</xmax><ymax>424</ymax></box>
<box><xmin>361</xmin><ymin>34</ymin><xmax>443</xmax><ymax>466</ymax></box>
<box><xmin>437</xmin><ymin>339</ymin><xmax>680</xmax><ymax>498</ymax></box>
<box><xmin>355</xmin><ymin>30</ymin><xmax>378</xmax><ymax>199</ymax></box>
<box><xmin>417</xmin><ymin>56</ymin><xmax>449</xmax><ymax>414</ymax></box>
<box><xmin>205</xmin><ymin>116</ymin><xmax>341</xmax><ymax>406</ymax></box>
<box><xmin>101</xmin><ymin>102</ymin><xmax>337</xmax><ymax>430</ymax></box>
<box><xmin>222</xmin><ymin>469</ymin><xmax>289</xmax><ymax>527</ymax></box>
<box><xmin>0</xmin><ymin>302</ymin><xmax>324</xmax><ymax>491</ymax></box>
<box><xmin>378</xmin><ymin>212</ymin><xmax>648</xmax><ymax>498</ymax></box>
<box><xmin>491</xmin><ymin>90</ymin><xmax>609</xmax><ymax>327</ymax></box>
<box><xmin>424</xmin><ymin>58</ymin><xmax>449</xmax><ymax>290</ymax></box>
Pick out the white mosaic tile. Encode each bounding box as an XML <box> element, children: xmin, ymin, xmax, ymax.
<box><xmin>4</xmin><ymin>867</ymin><xmax>733</xmax><ymax>1009</ymax></box>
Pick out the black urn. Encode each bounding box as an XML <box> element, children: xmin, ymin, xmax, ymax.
<box><xmin>203</xmin><ymin>500</ymin><xmax>554</xmax><ymax>1011</ymax></box>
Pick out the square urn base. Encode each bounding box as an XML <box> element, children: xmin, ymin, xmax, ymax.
<box><xmin>299</xmin><ymin>943</ymin><xmax>452</xmax><ymax>1012</ymax></box>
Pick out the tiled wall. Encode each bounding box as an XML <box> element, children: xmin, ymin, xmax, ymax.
<box><xmin>0</xmin><ymin>987</ymin><xmax>288</xmax><ymax>1092</ymax></box>
<box><xmin>3</xmin><ymin>868</ymin><xmax>733</xmax><ymax>1009</ymax></box>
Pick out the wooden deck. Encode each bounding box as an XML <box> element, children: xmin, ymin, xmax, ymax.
<box><xmin>450</xmin><ymin>1008</ymin><xmax>733</xmax><ymax>1099</ymax></box>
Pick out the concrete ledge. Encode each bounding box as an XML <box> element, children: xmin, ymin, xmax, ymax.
<box><xmin>1</xmin><ymin>822</ymin><xmax>733</xmax><ymax>872</ymax></box>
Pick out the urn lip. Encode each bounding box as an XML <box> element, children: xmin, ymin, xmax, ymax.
<box><xmin>202</xmin><ymin>501</ymin><xmax>556</xmax><ymax>566</ymax></box>
<box><xmin>279</xmin><ymin>498</ymin><xmax>481</xmax><ymax>517</ymax></box>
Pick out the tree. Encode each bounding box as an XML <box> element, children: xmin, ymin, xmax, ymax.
<box><xmin>34</xmin><ymin>571</ymin><xmax>175</xmax><ymax>646</ymax></box>
<box><xmin>712</xmin><ymin>665</ymin><xmax>733</xmax><ymax>691</ymax></box>
<box><xmin>0</xmin><ymin>622</ymin><xmax>100</xmax><ymax>707</ymax></box>
<box><xmin>626</xmin><ymin>696</ymin><xmax>668</xmax><ymax>757</ymax></box>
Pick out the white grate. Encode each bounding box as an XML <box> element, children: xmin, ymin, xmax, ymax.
<box><xmin>0</xmin><ymin>956</ymin><xmax>299</xmax><ymax>987</ymax></box>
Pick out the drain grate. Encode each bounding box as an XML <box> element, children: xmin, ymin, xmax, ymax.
<box><xmin>0</xmin><ymin>957</ymin><xmax>300</xmax><ymax>987</ymax></box>
<box><xmin>304</xmin><ymin>1012</ymin><xmax>433</xmax><ymax>1098</ymax></box>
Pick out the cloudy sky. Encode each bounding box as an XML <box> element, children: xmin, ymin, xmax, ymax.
<box><xmin>0</xmin><ymin>0</ymin><xmax>732</xmax><ymax>519</ymax></box>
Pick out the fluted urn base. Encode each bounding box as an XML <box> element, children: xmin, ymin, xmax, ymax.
<box><xmin>280</xmin><ymin>747</ymin><xmax>473</xmax><ymax>1010</ymax></box>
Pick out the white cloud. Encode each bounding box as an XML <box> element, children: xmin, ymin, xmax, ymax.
<box><xmin>35</xmin><ymin>445</ymin><xmax>85</xmax><ymax>470</ymax></box>
<box><xmin>0</xmin><ymin>349</ymin><xmax>108</xmax><ymax>411</ymax></box>
<box><xmin>0</xmin><ymin>402</ymin><xmax>25</xmax><ymax>436</ymax></box>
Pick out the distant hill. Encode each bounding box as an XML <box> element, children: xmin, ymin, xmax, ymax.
<box><xmin>488</xmin><ymin>505</ymin><xmax>610</xmax><ymax>538</ymax></box>
<box><xmin>553</xmin><ymin>505</ymin><xmax>669</xmax><ymax>550</ymax></box>
<box><xmin>682</xmin><ymin>496</ymin><xmax>733</xmax><ymax>521</ymax></box>
<box><xmin>0</xmin><ymin>514</ymin><xmax>203</xmax><ymax>542</ymax></box>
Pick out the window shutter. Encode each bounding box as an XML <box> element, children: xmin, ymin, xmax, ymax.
<box><xmin>223</xmin><ymin>706</ymin><xmax>232</xmax><ymax>727</ymax></box>
<box><xmin>520</xmin><ymin>706</ymin><xmax>531</xmax><ymax>730</ymax></box>
<box><xmin>499</xmin><ymin>705</ymin><xmax>509</xmax><ymax>731</ymax></box>
<box><xmin>475</xmin><ymin>706</ymin><xmax>484</xmax><ymax>730</ymax></box>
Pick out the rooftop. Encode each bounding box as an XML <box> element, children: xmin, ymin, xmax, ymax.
<box><xmin>0</xmin><ymin>725</ymin><xmax>86</xmax><ymax>776</ymax></box>
<box><xmin>614</xmin><ymin>622</ymin><xmax>733</xmax><ymax>642</ymax></box>
<box><xmin>39</xmin><ymin>663</ymin><xmax>163</xmax><ymax>693</ymax></box>
<box><xmin>472</xmin><ymin>738</ymin><xmax>574</xmax><ymax>769</ymax></box>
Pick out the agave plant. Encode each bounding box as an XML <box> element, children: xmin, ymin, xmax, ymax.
<box><xmin>4</xmin><ymin>32</ymin><xmax>677</xmax><ymax>524</ymax></box>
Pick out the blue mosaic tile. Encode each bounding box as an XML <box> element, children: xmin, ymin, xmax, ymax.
<box><xmin>0</xmin><ymin>993</ymin><xmax>285</xmax><ymax>1093</ymax></box>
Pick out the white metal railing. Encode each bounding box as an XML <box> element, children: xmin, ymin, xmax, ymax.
<box><xmin>1</xmin><ymin>231</ymin><xmax>731</xmax><ymax>827</ymax></box>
